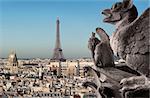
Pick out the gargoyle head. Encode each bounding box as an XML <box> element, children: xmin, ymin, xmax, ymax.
<box><xmin>82</xmin><ymin>81</ymin><xmax>98</xmax><ymax>89</ymax></box>
<box><xmin>102</xmin><ymin>0</ymin><xmax>138</xmax><ymax>25</ymax></box>
<box><xmin>83</xmin><ymin>66</ymin><xmax>92</xmax><ymax>73</ymax></box>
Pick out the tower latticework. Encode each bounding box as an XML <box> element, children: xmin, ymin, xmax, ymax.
<box><xmin>51</xmin><ymin>18</ymin><xmax>66</xmax><ymax>62</ymax></box>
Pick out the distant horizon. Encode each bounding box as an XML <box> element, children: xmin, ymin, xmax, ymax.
<box><xmin>0</xmin><ymin>56</ymin><xmax>92</xmax><ymax>60</ymax></box>
<box><xmin>0</xmin><ymin>0</ymin><xmax>149</xmax><ymax>58</ymax></box>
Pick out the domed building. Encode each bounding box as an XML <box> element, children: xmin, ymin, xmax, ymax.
<box><xmin>6</xmin><ymin>51</ymin><xmax>19</xmax><ymax>74</ymax></box>
<box><xmin>7</xmin><ymin>51</ymin><xmax>18</xmax><ymax>66</ymax></box>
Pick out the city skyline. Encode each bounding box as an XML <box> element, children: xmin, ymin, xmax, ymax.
<box><xmin>0</xmin><ymin>0</ymin><xmax>149</xmax><ymax>59</ymax></box>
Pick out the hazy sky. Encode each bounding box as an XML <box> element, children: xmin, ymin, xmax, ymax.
<box><xmin>0</xmin><ymin>0</ymin><xmax>149</xmax><ymax>59</ymax></box>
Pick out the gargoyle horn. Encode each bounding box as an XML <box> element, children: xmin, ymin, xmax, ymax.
<box><xmin>123</xmin><ymin>0</ymin><xmax>133</xmax><ymax>11</ymax></box>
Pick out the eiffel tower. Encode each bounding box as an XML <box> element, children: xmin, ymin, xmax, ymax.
<box><xmin>51</xmin><ymin>17</ymin><xmax>66</xmax><ymax>62</ymax></box>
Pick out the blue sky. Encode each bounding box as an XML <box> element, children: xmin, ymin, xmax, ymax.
<box><xmin>0</xmin><ymin>0</ymin><xmax>149</xmax><ymax>59</ymax></box>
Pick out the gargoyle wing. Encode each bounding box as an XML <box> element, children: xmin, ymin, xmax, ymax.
<box><xmin>118</xmin><ymin>8</ymin><xmax>150</xmax><ymax>76</ymax></box>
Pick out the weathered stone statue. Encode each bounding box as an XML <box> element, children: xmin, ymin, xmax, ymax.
<box><xmin>82</xmin><ymin>66</ymin><xmax>121</xmax><ymax>98</ymax></box>
<box><xmin>88</xmin><ymin>32</ymin><xmax>100</xmax><ymax>63</ymax></box>
<box><xmin>82</xmin><ymin>81</ymin><xmax>116</xmax><ymax>98</ymax></box>
<box><xmin>102</xmin><ymin>0</ymin><xmax>149</xmax><ymax>77</ymax></box>
<box><xmin>101</xmin><ymin>0</ymin><xmax>150</xmax><ymax>96</ymax></box>
<box><xmin>83</xmin><ymin>0</ymin><xmax>150</xmax><ymax>98</ymax></box>
<box><xmin>82</xmin><ymin>81</ymin><xmax>104</xmax><ymax>98</ymax></box>
<box><xmin>88</xmin><ymin>28</ymin><xmax>114</xmax><ymax>67</ymax></box>
<box><xmin>83</xmin><ymin>66</ymin><xmax>102</xmax><ymax>94</ymax></box>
